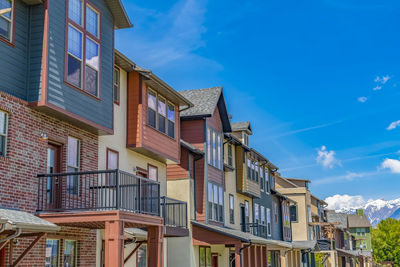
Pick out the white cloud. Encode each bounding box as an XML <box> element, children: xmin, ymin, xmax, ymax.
<box><xmin>387</xmin><ymin>120</ymin><xmax>400</xmax><ymax>130</ymax></box>
<box><xmin>374</xmin><ymin>75</ymin><xmax>391</xmax><ymax>84</ymax></box>
<box><xmin>381</xmin><ymin>158</ymin><xmax>400</xmax><ymax>174</ymax></box>
<box><xmin>373</xmin><ymin>85</ymin><xmax>382</xmax><ymax>91</ymax></box>
<box><xmin>357</xmin><ymin>96</ymin><xmax>367</xmax><ymax>103</ymax></box>
<box><xmin>345</xmin><ymin>171</ymin><xmax>364</xmax><ymax>181</ymax></box>
<box><xmin>316</xmin><ymin>145</ymin><xmax>341</xmax><ymax>169</ymax></box>
<box><xmin>325</xmin><ymin>194</ymin><xmax>366</xmax><ymax>210</ymax></box>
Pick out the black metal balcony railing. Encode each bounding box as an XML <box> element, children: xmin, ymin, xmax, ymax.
<box><xmin>37</xmin><ymin>170</ymin><xmax>161</xmax><ymax>216</ymax></box>
<box><xmin>241</xmin><ymin>222</ymin><xmax>268</xmax><ymax>238</ymax></box>
<box><xmin>161</xmin><ymin>197</ymin><xmax>188</xmax><ymax>229</ymax></box>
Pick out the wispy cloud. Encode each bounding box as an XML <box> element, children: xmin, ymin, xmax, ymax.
<box><xmin>357</xmin><ymin>96</ymin><xmax>367</xmax><ymax>103</ymax></box>
<box><xmin>313</xmin><ymin>170</ymin><xmax>381</xmax><ymax>185</ymax></box>
<box><xmin>270</xmin><ymin>120</ymin><xmax>344</xmax><ymax>139</ymax></box>
<box><xmin>373</xmin><ymin>85</ymin><xmax>382</xmax><ymax>91</ymax></box>
<box><xmin>381</xmin><ymin>158</ymin><xmax>400</xmax><ymax>174</ymax></box>
<box><xmin>316</xmin><ymin>145</ymin><xmax>341</xmax><ymax>169</ymax></box>
<box><xmin>387</xmin><ymin>120</ymin><xmax>400</xmax><ymax>130</ymax></box>
<box><xmin>375</xmin><ymin>75</ymin><xmax>391</xmax><ymax>84</ymax></box>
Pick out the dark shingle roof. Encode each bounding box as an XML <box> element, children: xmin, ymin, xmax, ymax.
<box><xmin>231</xmin><ymin>122</ymin><xmax>252</xmax><ymax>134</ymax></box>
<box><xmin>179</xmin><ymin>87</ymin><xmax>222</xmax><ymax>117</ymax></box>
<box><xmin>327</xmin><ymin>211</ymin><xmax>348</xmax><ymax>229</ymax></box>
<box><xmin>348</xmin><ymin>214</ymin><xmax>372</xmax><ymax>228</ymax></box>
<box><xmin>179</xmin><ymin>87</ymin><xmax>232</xmax><ymax>132</ymax></box>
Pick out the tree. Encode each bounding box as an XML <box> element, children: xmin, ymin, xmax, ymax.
<box><xmin>372</xmin><ymin>218</ymin><xmax>400</xmax><ymax>266</ymax></box>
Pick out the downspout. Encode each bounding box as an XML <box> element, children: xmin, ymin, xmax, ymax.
<box><xmin>0</xmin><ymin>228</ymin><xmax>22</xmax><ymax>243</ymax></box>
<box><xmin>239</xmin><ymin>242</ymin><xmax>252</xmax><ymax>267</ymax></box>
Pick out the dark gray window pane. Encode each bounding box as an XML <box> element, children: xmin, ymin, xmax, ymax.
<box><xmin>0</xmin><ymin>17</ymin><xmax>10</xmax><ymax>40</ymax></box>
<box><xmin>85</xmin><ymin>66</ymin><xmax>98</xmax><ymax>96</ymax></box>
<box><xmin>67</xmin><ymin>55</ymin><xmax>81</xmax><ymax>88</ymax></box>
<box><xmin>158</xmin><ymin>115</ymin><xmax>165</xmax><ymax>133</ymax></box>
<box><xmin>148</xmin><ymin>109</ymin><xmax>156</xmax><ymax>128</ymax></box>
<box><xmin>0</xmin><ymin>136</ymin><xmax>5</xmax><ymax>156</ymax></box>
<box><xmin>168</xmin><ymin>121</ymin><xmax>174</xmax><ymax>138</ymax></box>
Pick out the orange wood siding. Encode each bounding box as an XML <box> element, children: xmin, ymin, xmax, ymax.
<box><xmin>127</xmin><ymin>72</ymin><xmax>141</xmax><ymax>146</ymax></box>
<box><xmin>167</xmin><ymin>147</ymin><xmax>189</xmax><ymax>180</ymax></box>
<box><xmin>127</xmin><ymin>72</ymin><xmax>181</xmax><ymax>163</ymax></box>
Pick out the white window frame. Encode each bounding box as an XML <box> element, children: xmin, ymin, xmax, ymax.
<box><xmin>0</xmin><ymin>110</ymin><xmax>8</xmax><ymax>157</ymax></box>
<box><xmin>267</xmin><ymin>208</ymin><xmax>272</xmax><ymax>236</ymax></box>
<box><xmin>0</xmin><ymin>0</ymin><xmax>14</xmax><ymax>42</ymax></box>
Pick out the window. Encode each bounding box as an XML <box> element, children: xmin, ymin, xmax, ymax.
<box><xmin>147</xmin><ymin>89</ymin><xmax>175</xmax><ymax>138</ymax></box>
<box><xmin>227</xmin><ymin>144</ymin><xmax>233</xmax><ymax>166</ymax></box>
<box><xmin>357</xmin><ymin>228</ymin><xmax>361</xmax><ymax>235</ymax></box>
<box><xmin>290</xmin><ymin>205</ymin><xmax>298</xmax><ymax>222</ymax></box>
<box><xmin>307</xmin><ymin>205</ymin><xmax>312</xmax><ymax>222</ymax></box>
<box><xmin>261</xmin><ymin>206</ymin><xmax>265</xmax><ymax>224</ymax></box>
<box><xmin>208</xmin><ymin>183</ymin><xmax>213</xmax><ymax>220</ymax></box>
<box><xmin>0</xmin><ymin>0</ymin><xmax>13</xmax><ymax>42</ymax></box>
<box><xmin>167</xmin><ymin>104</ymin><xmax>175</xmax><ymax>138</ymax></box>
<box><xmin>254</xmin><ymin>203</ymin><xmax>259</xmax><ymax>223</ymax></box>
<box><xmin>361</xmin><ymin>228</ymin><xmax>365</xmax><ymax>236</ymax></box>
<box><xmin>137</xmin><ymin>244</ymin><xmax>147</xmax><ymax>267</ymax></box>
<box><xmin>218</xmin><ymin>186</ymin><xmax>223</xmax><ymax>222</ymax></box>
<box><xmin>260</xmin><ymin>167</ymin><xmax>265</xmax><ymax>191</ymax></box>
<box><xmin>269</xmin><ymin>172</ymin><xmax>275</xmax><ymax>190</ymax></box>
<box><xmin>266</xmin><ymin>208</ymin><xmax>272</xmax><ymax>236</ymax></box>
<box><xmin>363</xmin><ymin>241</ymin><xmax>366</xmax><ymax>249</ymax></box>
<box><xmin>229</xmin><ymin>194</ymin><xmax>234</xmax><ymax>224</ymax></box>
<box><xmin>255</xmin><ymin>162</ymin><xmax>259</xmax><ymax>182</ymax></box>
<box><xmin>106</xmin><ymin>149</ymin><xmax>118</xmax><ymax>169</ymax></box>
<box><xmin>242</xmin><ymin>132</ymin><xmax>249</xmax><ymax>146</ymax></box>
<box><xmin>148</xmin><ymin>164</ymin><xmax>158</xmax><ymax>181</ymax></box>
<box><xmin>45</xmin><ymin>239</ymin><xmax>59</xmax><ymax>267</ymax></box>
<box><xmin>67</xmin><ymin>137</ymin><xmax>80</xmax><ymax>195</ymax></box>
<box><xmin>265</xmin><ymin>169</ymin><xmax>270</xmax><ymax>193</ymax></box>
<box><xmin>113</xmin><ymin>68</ymin><xmax>120</xmax><ymax>104</ymax></box>
<box><xmin>64</xmin><ymin>240</ymin><xmax>77</xmax><ymax>267</ymax></box>
<box><xmin>244</xmin><ymin>200</ymin><xmax>250</xmax><ymax>231</ymax></box>
<box><xmin>247</xmin><ymin>158</ymin><xmax>251</xmax><ymax>179</ymax></box>
<box><xmin>207</xmin><ymin>128</ymin><xmax>222</xmax><ymax>170</ymax></box>
<box><xmin>213</xmin><ymin>184</ymin><xmax>218</xmax><ymax>221</ymax></box>
<box><xmin>274</xmin><ymin>202</ymin><xmax>278</xmax><ymax>223</ymax></box>
<box><xmin>199</xmin><ymin>247</ymin><xmax>211</xmax><ymax>267</ymax></box>
<box><xmin>0</xmin><ymin>111</ymin><xmax>8</xmax><ymax>157</ymax></box>
<box><xmin>66</xmin><ymin>0</ymin><xmax>101</xmax><ymax>97</ymax></box>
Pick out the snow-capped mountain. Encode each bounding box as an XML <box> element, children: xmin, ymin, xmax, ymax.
<box><xmin>336</xmin><ymin>198</ymin><xmax>400</xmax><ymax>226</ymax></box>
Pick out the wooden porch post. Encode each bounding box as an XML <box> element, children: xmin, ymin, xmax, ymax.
<box><xmin>147</xmin><ymin>225</ymin><xmax>164</xmax><ymax>267</ymax></box>
<box><xmin>234</xmin><ymin>243</ymin><xmax>241</xmax><ymax>267</ymax></box>
<box><xmin>250</xmin><ymin>245</ymin><xmax>256</xmax><ymax>267</ymax></box>
<box><xmin>280</xmin><ymin>249</ymin><xmax>287</xmax><ymax>267</ymax></box>
<box><xmin>105</xmin><ymin>220</ymin><xmax>124</xmax><ymax>267</ymax></box>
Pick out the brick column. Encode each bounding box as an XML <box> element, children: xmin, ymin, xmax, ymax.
<box><xmin>104</xmin><ymin>220</ymin><xmax>124</xmax><ymax>267</ymax></box>
<box><xmin>147</xmin><ymin>225</ymin><xmax>164</xmax><ymax>267</ymax></box>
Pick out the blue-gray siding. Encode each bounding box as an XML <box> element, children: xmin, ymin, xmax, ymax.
<box><xmin>271</xmin><ymin>195</ymin><xmax>283</xmax><ymax>241</ymax></box>
<box><xmin>46</xmin><ymin>0</ymin><xmax>114</xmax><ymax>129</ymax></box>
<box><xmin>0</xmin><ymin>1</ymin><xmax>29</xmax><ymax>100</ymax></box>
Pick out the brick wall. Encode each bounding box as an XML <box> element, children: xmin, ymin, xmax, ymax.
<box><xmin>0</xmin><ymin>91</ymin><xmax>98</xmax><ymax>266</ymax></box>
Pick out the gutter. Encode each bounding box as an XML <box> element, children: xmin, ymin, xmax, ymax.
<box><xmin>0</xmin><ymin>228</ymin><xmax>22</xmax><ymax>243</ymax></box>
<box><xmin>240</xmin><ymin>242</ymin><xmax>252</xmax><ymax>267</ymax></box>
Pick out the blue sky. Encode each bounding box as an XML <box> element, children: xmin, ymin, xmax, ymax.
<box><xmin>116</xmin><ymin>0</ymin><xmax>400</xmax><ymax>207</ymax></box>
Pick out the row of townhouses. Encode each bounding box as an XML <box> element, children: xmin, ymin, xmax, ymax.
<box><xmin>0</xmin><ymin>0</ymin><xmax>374</xmax><ymax>266</ymax></box>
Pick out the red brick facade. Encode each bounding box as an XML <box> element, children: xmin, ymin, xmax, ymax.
<box><xmin>0</xmin><ymin>91</ymin><xmax>98</xmax><ymax>266</ymax></box>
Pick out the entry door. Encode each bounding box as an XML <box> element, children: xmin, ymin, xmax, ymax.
<box><xmin>0</xmin><ymin>247</ymin><xmax>5</xmax><ymax>267</ymax></box>
<box><xmin>211</xmin><ymin>253</ymin><xmax>218</xmax><ymax>267</ymax></box>
<box><xmin>240</xmin><ymin>205</ymin><xmax>246</xmax><ymax>232</ymax></box>
<box><xmin>47</xmin><ymin>144</ymin><xmax>61</xmax><ymax>209</ymax></box>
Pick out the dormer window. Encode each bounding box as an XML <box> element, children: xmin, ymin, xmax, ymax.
<box><xmin>0</xmin><ymin>0</ymin><xmax>13</xmax><ymax>42</ymax></box>
<box><xmin>66</xmin><ymin>0</ymin><xmax>101</xmax><ymax>98</ymax></box>
<box><xmin>242</xmin><ymin>132</ymin><xmax>249</xmax><ymax>146</ymax></box>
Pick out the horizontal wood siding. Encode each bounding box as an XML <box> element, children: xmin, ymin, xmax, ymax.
<box><xmin>126</xmin><ymin>72</ymin><xmax>141</xmax><ymax>146</ymax></box>
<box><xmin>181</xmin><ymin>120</ymin><xmax>204</xmax><ymax>151</ymax></box>
<box><xmin>0</xmin><ymin>0</ymin><xmax>29</xmax><ymax>100</ymax></box>
<box><xmin>236</xmin><ymin>146</ymin><xmax>245</xmax><ymax>192</ymax></box>
<box><xmin>206</xmin><ymin>106</ymin><xmax>222</xmax><ymax>132</ymax></box>
<box><xmin>46</xmin><ymin>0</ymin><xmax>114</xmax><ymax>129</ymax></box>
<box><xmin>246</xmin><ymin>179</ymin><xmax>261</xmax><ymax>198</ymax></box>
<box><xmin>141</xmin><ymin>83</ymin><xmax>180</xmax><ymax>163</ymax></box>
<box><xmin>166</xmin><ymin>147</ymin><xmax>189</xmax><ymax>180</ymax></box>
<box><xmin>27</xmin><ymin>4</ymin><xmax>44</xmax><ymax>102</ymax></box>
<box><xmin>208</xmin><ymin>165</ymin><xmax>223</xmax><ymax>185</ymax></box>
<box><xmin>196</xmin><ymin>158</ymin><xmax>205</xmax><ymax>222</ymax></box>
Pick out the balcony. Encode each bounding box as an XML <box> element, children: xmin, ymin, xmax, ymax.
<box><xmin>241</xmin><ymin>222</ymin><xmax>268</xmax><ymax>239</ymax></box>
<box><xmin>161</xmin><ymin>197</ymin><xmax>189</xmax><ymax>237</ymax></box>
<box><xmin>37</xmin><ymin>169</ymin><xmax>161</xmax><ymax>216</ymax></box>
<box><xmin>36</xmin><ymin>170</ymin><xmax>188</xmax><ymax>233</ymax></box>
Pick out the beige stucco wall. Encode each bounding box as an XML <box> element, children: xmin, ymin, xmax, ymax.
<box><xmin>277</xmin><ymin>188</ymin><xmax>310</xmax><ymax>241</ymax></box>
